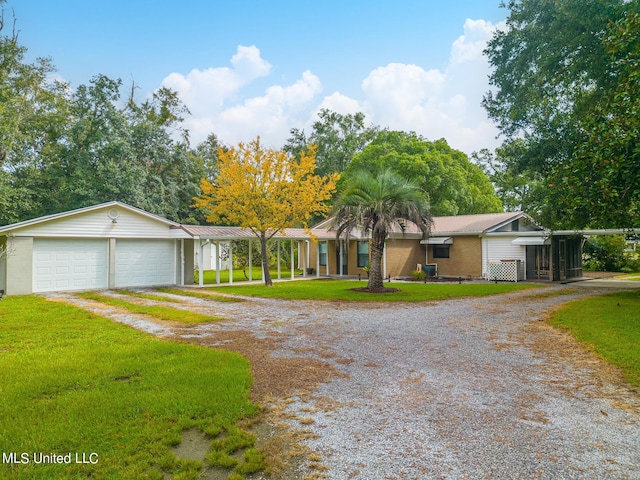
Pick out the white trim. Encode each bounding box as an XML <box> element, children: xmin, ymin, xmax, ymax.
<box><xmin>420</xmin><ymin>237</ymin><xmax>453</xmax><ymax>245</ymax></box>
<box><xmin>511</xmin><ymin>237</ymin><xmax>550</xmax><ymax>246</ymax></box>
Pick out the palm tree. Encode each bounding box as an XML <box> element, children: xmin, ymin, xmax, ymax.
<box><xmin>332</xmin><ymin>169</ymin><xmax>432</xmax><ymax>290</ymax></box>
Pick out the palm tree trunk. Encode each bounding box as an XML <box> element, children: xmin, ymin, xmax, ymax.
<box><xmin>260</xmin><ymin>234</ymin><xmax>273</xmax><ymax>286</ymax></box>
<box><xmin>368</xmin><ymin>230</ymin><xmax>386</xmax><ymax>290</ymax></box>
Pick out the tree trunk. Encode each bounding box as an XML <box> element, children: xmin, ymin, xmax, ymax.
<box><xmin>260</xmin><ymin>234</ymin><xmax>273</xmax><ymax>286</ymax></box>
<box><xmin>368</xmin><ymin>230</ymin><xmax>386</xmax><ymax>290</ymax></box>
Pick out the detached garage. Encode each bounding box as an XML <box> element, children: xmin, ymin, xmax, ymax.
<box><xmin>0</xmin><ymin>202</ymin><xmax>192</xmax><ymax>295</ymax></box>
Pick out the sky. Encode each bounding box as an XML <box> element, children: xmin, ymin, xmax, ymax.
<box><xmin>14</xmin><ymin>1</ymin><xmax>509</xmax><ymax>155</ymax></box>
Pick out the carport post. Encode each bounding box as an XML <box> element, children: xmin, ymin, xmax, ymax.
<box><xmin>291</xmin><ymin>240</ymin><xmax>295</xmax><ymax>279</ymax></box>
<box><xmin>216</xmin><ymin>241</ymin><xmax>221</xmax><ymax>284</ymax></box>
<box><xmin>277</xmin><ymin>240</ymin><xmax>281</xmax><ymax>280</ymax></box>
<box><xmin>179</xmin><ymin>239</ymin><xmax>184</xmax><ymax>286</ymax></box>
<box><xmin>248</xmin><ymin>239</ymin><xmax>253</xmax><ymax>282</ymax></box>
<box><xmin>228</xmin><ymin>241</ymin><xmax>233</xmax><ymax>284</ymax></box>
<box><xmin>198</xmin><ymin>238</ymin><xmax>204</xmax><ymax>288</ymax></box>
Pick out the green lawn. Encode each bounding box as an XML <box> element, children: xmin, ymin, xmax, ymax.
<box><xmin>156</xmin><ymin>287</ymin><xmax>245</xmax><ymax>303</ymax></box>
<box><xmin>78</xmin><ymin>291</ymin><xmax>225</xmax><ymax>324</ymax></box>
<box><xmin>207</xmin><ymin>278</ymin><xmax>541</xmax><ymax>301</ymax></box>
<box><xmin>617</xmin><ymin>273</ymin><xmax>640</xmax><ymax>281</ymax></box>
<box><xmin>195</xmin><ymin>267</ymin><xmax>304</xmax><ymax>284</ymax></box>
<box><xmin>549</xmin><ymin>290</ymin><xmax>640</xmax><ymax>387</ymax></box>
<box><xmin>0</xmin><ymin>296</ymin><xmax>262</xmax><ymax>479</ymax></box>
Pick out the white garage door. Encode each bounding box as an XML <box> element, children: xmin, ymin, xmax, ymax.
<box><xmin>33</xmin><ymin>239</ymin><xmax>108</xmax><ymax>292</ymax></box>
<box><xmin>115</xmin><ymin>239</ymin><xmax>175</xmax><ymax>287</ymax></box>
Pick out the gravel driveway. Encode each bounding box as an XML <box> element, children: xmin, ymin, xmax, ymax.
<box><xmin>53</xmin><ymin>282</ymin><xmax>640</xmax><ymax>479</ymax></box>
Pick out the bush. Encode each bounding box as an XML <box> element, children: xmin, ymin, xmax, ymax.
<box><xmin>583</xmin><ymin>235</ymin><xmax>627</xmax><ymax>271</ymax></box>
<box><xmin>411</xmin><ymin>270</ymin><xmax>426</xmax><ymax>280</ymax></box>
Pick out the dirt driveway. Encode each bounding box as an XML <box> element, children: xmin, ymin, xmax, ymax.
<box><xmin>54</xmin><ymin>283</ymin><xmax>640</xmax><ymax>479</ymax></box>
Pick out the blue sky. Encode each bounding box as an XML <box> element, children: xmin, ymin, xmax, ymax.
<box><xmin>14</xmin><ymin>1</ymin><xmax>509</xmax><ymax>154</ymax></box>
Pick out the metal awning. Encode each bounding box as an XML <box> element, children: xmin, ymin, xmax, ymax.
<box><xmin>420</xmin><ymin>237</ymin><xmax>453</xmax><ymax>245</ymax></box>
<box><xmin>511</xmin><ymin>237</ymin><xmax>550</xmax><ymax>246</ymax></box>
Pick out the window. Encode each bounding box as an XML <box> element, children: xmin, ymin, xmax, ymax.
<box><xmin>319</xmin><ymin>242</ymin><xmax>327</xmax><ymax>266</ymax></box>
<box><xmin>433</xmin><ymin>245</ymin><xmax>450</xmax><ymax>259</ymax></box>
<box><xmin>357</xmin><ymin>241</ymin><xmax>369</xmax><ymax>268</ymax></box>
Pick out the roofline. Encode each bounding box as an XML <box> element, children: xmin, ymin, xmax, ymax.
<box><xmin>483</xmin><ymin>212</ymin><xmax>535</xmax><ymax>233</ymax></box>
<box><xmin>485</xmin><ymin>228</ymin><xmax>640</xmax><ymax>237</ymax></box>
<box><xmin>180</xmin><ymin>226</ymin><xmax>314</xmax><ymax>241</ymax></box>
<box><xmin>0</xmin><ymin>201</ymin><xmax>181</xmax><ymax>235</ymax></box>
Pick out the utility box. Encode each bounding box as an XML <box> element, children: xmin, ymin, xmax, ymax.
<box><xmin>488</xmin><ymin>260</ymin><xmax>524</xmax><ymax>282</ymax></box>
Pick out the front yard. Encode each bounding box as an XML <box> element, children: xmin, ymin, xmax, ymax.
<box><xmin>0</xmin><ymin>296</ymin><xmax>262</xmax><ymax>479</ymax></box>
<box><xmin>1</xmin><ymin>281</ymin><xmax>638</xmax><ymax>478</ymax></box>
<box><xmin>207</xmin><ymin>278</ymin><xmax>541</xmax><ymax>301</ymax></box>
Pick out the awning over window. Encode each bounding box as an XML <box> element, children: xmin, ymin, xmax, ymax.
<box><xmin>420</xmin><ymin>237</ymin><xmax>453</xmax><ymax>245</ymax></box>
<box><xmin>511</xmin><ymin>236</ymin><xmax>549</xmax><ymax>246</ymax></box>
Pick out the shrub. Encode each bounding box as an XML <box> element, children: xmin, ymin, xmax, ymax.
<box><xmin>411</xmin><ymin>270</ymin><xmax>426</xmax><ymax>280</ymax></box>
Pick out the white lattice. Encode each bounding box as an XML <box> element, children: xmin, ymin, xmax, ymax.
<box><xmin>488</xmin><ymin>261</ymin><xmax>523</xmax><ymax>282</ymax></box>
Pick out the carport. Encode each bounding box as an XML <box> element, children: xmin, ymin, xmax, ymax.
<box><xmin>180</xmin><ymin>226</ymin><xmax>314</xmax><ymax>287</ymax></box>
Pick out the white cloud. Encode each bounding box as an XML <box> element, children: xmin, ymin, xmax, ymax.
<box><xmin>354</xmin><ymin>18</ymin><xmax>504</xmax><ymax>154</ymax></box>
<box><xmin>161</xmin><ymin>45</ymin><xmax>271</xmax><ymax>114</ymax></box>
<box><xmin>190</xmin><ymin>69</ymin><xmax>322</xmax><ymax>147</ymax></box>
<box><xmin>450</xmin><ymin>19</ymin><xmax>498</xmax><ymax>64</ymax></box>
<box><xmin>160</xmin><ymin>19</ymin><xmax>505</xmax><ymax>155</ymax></box>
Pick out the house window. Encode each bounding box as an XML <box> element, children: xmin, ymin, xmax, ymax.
<box><xmin>433</xmin><ymin>245</ymin><xmax>450</xmax><ymax>259</ymax></box>
<box><xmin>357</xmin><ymin>241</ymin><xmax>369</xmax><ymax>268</ymax></box>
<box><xmin>319</xmin><ymin>242</ymin><xmax>327</xmax><ymax>266</ymax></box>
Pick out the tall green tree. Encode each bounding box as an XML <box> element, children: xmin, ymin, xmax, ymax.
<box><xmin>483</xmin><ymin>0</ymin><xmax>639</xmax><ymax>228</ymax></box>
<box><xmin>194</xmin><ymin>132</ymin><xmax>224</xmax><ymax>182</ymax></box>
<box><xmin>332</xmin><ymin>169</ymin><xmax>432</xmax><ymax>291</ymax></box>
<box><xmin>0</xmin><ymin>3</ymin><xmax>70</xmax><ymax>224</ymax></box>
<box><xmin>127</xmin><ymin>86</ymin><xmax>205</xmax><ymax>223</ymax></box>
<box><xmin>39</xmin><ymin>74</ymin><xmax>205</xmax><ymax>223</ymax></box>
<box><xmin>48</xmin><ymin>75</ymin><xmax>147</xmax><ymax>212</ymax></box>
<box><xmin>348</xmin><ymin>131</ymin><xmax>503</xmax><ymax>216</ymax></box>
<box><xmin>284</xmin><ymin>109</ymin><xmax>379</xmax><ymax>176</ymax></box>
<box><xmin>556</xmin><ymin>11</ymin><xmax>640</xmax><ymax>227</ymax></box>
<box><xmin>472</xmin><ymin>143</ymin><xmax>547</xmax><ymax>215</ymax></box>
<box><xmin>0</xmin><ymin>2</ymin><xmax>208</xmax><ymax>225</ymax></box>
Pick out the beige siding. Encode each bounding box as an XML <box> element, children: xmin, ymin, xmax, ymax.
<box><xmin>347</xmin><ymin>241</ymin><xmax>370</xmax><ymax>276</ymax></box>
<box><xmin>308</xmin><ymin>239</ymin><xmax>332</xmax><ymax>275</ymax></box>
<box><xmin>0</xmin><ymin>237</ymin><xmax>6</xmax><ymax>293</ymax></box>
<box><xmin>428</xmin><ymin>236</ymin><xmax>482</xmax><ymax>277</ymax></box>
<box><xmin>183</xmin><ymin>239</ymin><xmax>195</xmax><ymax>285</ymax></box>
<box><xmin>9</xmin><ymin>207</ymin><xmax>187</xmax><ymax>239</ymax></box>
<box><xmin>6</xmin><ymin>237</ymin><xmax>33</xmax><ymax>295</ymax></box>
<box><xmin>385</xmin><ymin>238</ymin><xmax>425</xmax><ymax>277</ymax></box>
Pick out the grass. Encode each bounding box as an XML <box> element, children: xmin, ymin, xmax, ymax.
<box><xmin>617</xmin><ymin>273</ymin><xmax>640</xmax><ymax>281</ymax></box>
<box><xmin>0</xmin><ymin>296</ymin><xmax>263</xmax><ymax>479</ymax></box>
<box><xmin>115</xmin><ymin>289</ymin><xmax>185</xmax><ymax>303</ymax></box>
<box><xmin>548</xmin><ymin>290</ymin><xmax>640</xmax><ymax>387</ymax></box>
<box><xmin>207</xmin><ymin>278</ymin><xmax>541</xmax><ymax>302</ymax></box>
<box><xmin>156</xmin><ymin>287</ymin><xmax>244</xmax><ymax>303</ymax></box>
<box><xmin>195</xmin><ymin>267</ymin><xmax>304</xmax><ymax>284</ymax></box>
<box><xmin>78</xmin><ymin>291</ymin><xmax>225</xmax><ymax>324</ymax></box>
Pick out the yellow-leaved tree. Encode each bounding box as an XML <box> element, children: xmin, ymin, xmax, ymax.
<box><xmin>193</xmin><ymin>137</ymin><xmax>339</xmax><ymax>286</ymax></box>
